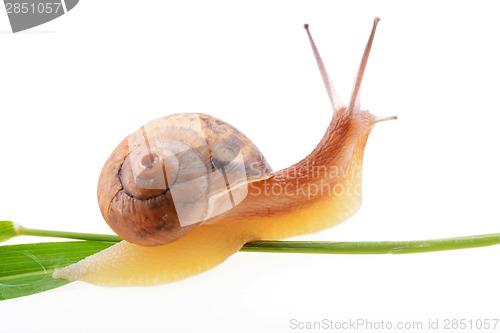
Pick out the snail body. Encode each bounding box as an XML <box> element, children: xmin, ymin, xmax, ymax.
<box><xmin>54</xmin><ymin>18</ymin><xmax>395</xmax><ymax>286</ymax></box>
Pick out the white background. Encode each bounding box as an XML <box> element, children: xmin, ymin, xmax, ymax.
<box><xmin>1</xmin><ymin>1</ymin><xmax>500</xmax><ymax>332</ymax></box>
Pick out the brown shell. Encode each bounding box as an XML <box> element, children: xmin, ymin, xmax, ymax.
<box><xmin>97</xmin><ymin>113</ymin><xmax>273</xmax><ymax>246</ymax></box>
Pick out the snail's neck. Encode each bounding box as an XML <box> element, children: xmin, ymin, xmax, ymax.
<box><xmin>228</xmin><ymin>107</ymin><xmax>377</xmax><ymax>219</ymax></box>
<box><xmin>285</xmin><ymin>107</ymin><xmax>354</xmax><ymax>181</ymax></box>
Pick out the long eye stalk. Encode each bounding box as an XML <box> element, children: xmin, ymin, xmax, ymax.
<box><xmin>305</xmin><ymin>18</ymin><xmax>381</xmax><ymax>115</ymax></box>
<box><xmin>349</xmin><ymin>17</ymin><xmax>380</xmax><ymax>114</ymax></box>
<box><xmin>304</xmin><ymin>23</ymin><xmax>343</xmax><ymax>112</ymax></box>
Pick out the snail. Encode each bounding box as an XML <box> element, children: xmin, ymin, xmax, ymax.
<box><xmin>53</xmin><ymin>17</ymin><xmax>396</xmax><ymax>286</ymax></box>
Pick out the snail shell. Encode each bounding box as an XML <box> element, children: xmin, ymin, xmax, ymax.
<box><xmin>97</xmin><ymin>113</ymin><xmax>273</xmax><ymax>246</ymax></box>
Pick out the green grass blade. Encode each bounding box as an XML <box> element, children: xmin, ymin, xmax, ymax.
<box><xmin>0</xmin><ymin>221</ymin><xmax>21</xmax><ymax>243</ymax></box>
<box><xmin>17</xmin><ymin>227</ymin><xmax>123</xmax><ymax>242</ymax></box>
<box><xmin>240</xmin><ymin>233</ymin><xmax>500</xmax><ymax>254</ymax></box>
<box><xmin>0</xmin><ymin>241</ymin><xmax>116</xmax><ymax>300</ymax></box>
<box><xmin>1</xmin><ymin>225</ymin><xmax>500</xmax><ymax>300</ymax></box>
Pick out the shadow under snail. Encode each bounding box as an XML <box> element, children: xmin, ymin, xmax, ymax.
<box><xmin>53</xmin><ymin>17</ymin><xmax>396</xmax><ymax>286</ymax></box>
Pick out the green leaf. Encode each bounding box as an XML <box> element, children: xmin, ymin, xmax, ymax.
<box><xmin>0</xmin><ymin>221</ymin><xmax>21</xmax><ymax>243</ymax></box>
<box><xmin>2</xmin><ymin>225</ymin><xmax>500</xmax><ymax>301</ymax></box>
<box><xmin>0</xmin><ymin>241</ymin><xmax>116</xmax><ymax>300</ymax></box>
